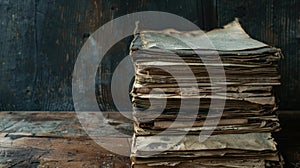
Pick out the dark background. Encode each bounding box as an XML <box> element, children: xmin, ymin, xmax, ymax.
<box><xmin>0</xmin><ymin>0</ymin><xmax>299</xmax><ymax>111</ymax></box>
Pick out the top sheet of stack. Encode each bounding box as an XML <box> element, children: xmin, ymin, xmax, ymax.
<box><xmin>131</xmin><ymin>19</ymin><xmax>279</xmax><ymax>52</ymax></box>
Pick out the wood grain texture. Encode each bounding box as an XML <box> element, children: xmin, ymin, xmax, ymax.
<box><xmin>0</xmin><ymin>111</ymin><xmax>299</xmax><ymax>167</ymax></box>
<box><xmin>0</xmin><ymin>0</ymin><xmax>215</xmax><ymax>111</ymax></box>
<box><xmin>0</xmin><ymin>0</ymin><xmax>36</xmax><ymax>110</ymax></box>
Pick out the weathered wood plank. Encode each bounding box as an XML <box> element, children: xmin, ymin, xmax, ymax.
<box><xmin>0</xmin><ymin>111</ymin><xmax>133</xmax><ymax>167</ymax></box>
<box><xmin>0</xmin><ymin>111</ymin><xmax>299</xmax><ymax>167</ymax></box>
<box><xmin>0</xmin><ymin>133</ymin><xmax>130</xmax><ymax>168</ymax></box>
<box><xmin>0</xmin><ymin>0</ymin><xmax>215</xmax><ymax>111</ymax></box>
<box><xmin>0</xmin><ymin>0</ymin><xmax>36</xmax><ymax>110</ymax></box>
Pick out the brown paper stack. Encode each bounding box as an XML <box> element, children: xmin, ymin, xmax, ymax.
<box><xmin>130</xmin><ymin>20</ymin><xmax>284</xmax><ymax>168</ymax></box>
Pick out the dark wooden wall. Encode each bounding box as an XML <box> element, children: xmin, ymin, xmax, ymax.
<box><xmin>0</xmin><ymin>0</ymin><xmax>299</xmax><ymax>111</ymax></box>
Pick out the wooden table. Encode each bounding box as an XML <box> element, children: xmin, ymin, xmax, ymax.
<box><xmin>0</xmin><ymin>111</ymin><xmax>299</xmax><ymax>168</ymax></box>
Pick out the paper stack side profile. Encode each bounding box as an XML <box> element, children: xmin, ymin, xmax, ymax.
<box><xmin>130</xmin><ymin>19</ymin><xmax>284</xmax><ymax>168</ymax></box>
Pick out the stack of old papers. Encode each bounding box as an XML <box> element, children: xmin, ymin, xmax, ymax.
<box><xmin>130</xmin><ymin>20</ymin><xmax>283</xmax><ymax>168</ymax></box>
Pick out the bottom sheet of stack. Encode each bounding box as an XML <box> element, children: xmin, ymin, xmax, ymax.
<box><xmin>131</xmin><ymin>133</ymin><xmax>283</xmax><ymax>168</ymax></box>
